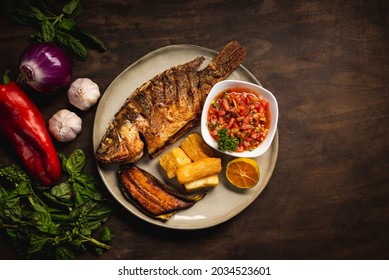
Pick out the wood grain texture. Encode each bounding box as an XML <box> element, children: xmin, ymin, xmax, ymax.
<box><xmin>0</xmin><ymin>0</ymin><xmax>388</xmax><ymax>259</ymax></box>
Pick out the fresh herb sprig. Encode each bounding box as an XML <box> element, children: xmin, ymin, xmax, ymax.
<box><xmin>217</xmin><ymin>128</ymin><xmax>239</xmax><ymax>152</ymax></box>
<box><xmin>0</xmin><ymin>149</ymin><xmax>113</xmax><ymax>259</ymax></box>
<box><xmin>2</xmin><ymin>0</ymin><xmax>106</xmax><ymax>60</ymax></box>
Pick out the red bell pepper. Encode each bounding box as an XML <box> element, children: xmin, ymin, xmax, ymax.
<box><xmin>0</xmin><ymin>73</ymin><xmax>61</xmax><ymax>187</ymax></box>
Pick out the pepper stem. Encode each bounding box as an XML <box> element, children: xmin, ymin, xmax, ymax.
<box><xmin>2</xmin><ymin>70</ymin><xmax>11</xmax><ymax>85</ymax></box>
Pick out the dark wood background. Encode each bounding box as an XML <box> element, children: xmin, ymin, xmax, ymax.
<box><xmin>0</xmin><ymin>0</ymin><xmax>388</xmax><ymax>259</ymax></box>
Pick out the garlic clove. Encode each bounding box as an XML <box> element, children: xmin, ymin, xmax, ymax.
<box><xmin>48</xmin><ymin>109</ymin><xmax>82</xmax><ymax>142</ymax></box>
<box><xmin>68</xmin><ymin>78</ymin><xmax>101</xmax><ymax>111</ymax></box>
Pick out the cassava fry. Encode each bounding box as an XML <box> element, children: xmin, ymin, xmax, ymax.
<box><xmin>176</xmin><ymin>157</ymin><xmax>222</xmax><ymax>184</ymax></box>
<box><xmin>180</xmin><ymin>132</ymin><xmax>214</xmax><ymax>161</ymax></box>
<box><xmin>159</xmin><ymin>147</ymin><xmax>191</xmax><ymax>179</ymax></box>
<box><xmin>184</xmin><ymin>175</ymin><xmax>219</xmax><ymax>191</ymax></box>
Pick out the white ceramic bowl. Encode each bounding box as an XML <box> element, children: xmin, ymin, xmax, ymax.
<box><xmin>201</xmin><ymin>80</ymin><xmax>279</xmax><ymax>158</ymax></box>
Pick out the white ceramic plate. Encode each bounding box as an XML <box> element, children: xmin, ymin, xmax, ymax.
<box><xmin>93</xmin><ymin>44</ymin><xmax>279</xmax><ymax>230</ymax></box>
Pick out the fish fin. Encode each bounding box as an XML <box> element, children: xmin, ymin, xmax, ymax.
<box><xmin>200</xmin><ymin>41</ymin><xmax>246</xmax><ymax>85</ymax></box>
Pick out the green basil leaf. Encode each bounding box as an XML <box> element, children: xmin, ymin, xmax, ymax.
<box><xmin>73</xmin><ymin>172</ymin><xmax>96</xmax><ymax>186</ymax></box>
<box><xmin>62</xmin><ymin>0</ymin><xmax>82</xmax><ymax>15</ymax></box>
<box><xmin>87</xmin><ymin>219</ymin><xmax>103</xmax><ymax>231</ymax></box>
<box><xmin>73</xmin><ymin>27</ymin><xmax>107</xmax><ymax>51</ymax></box>
<box><xmin>100</xmin><ymin>227</ymin><xmax>113</xmax><ymax>242</ymax></box>
<box><xmin>71</xmin><ymin>236</ymin><xmax>86</xmax><ymax>250</ymax></box>
<box><xmin>41</xmin><ymin>20</ymin><xmax>55</xmax><ymax>42</ymax></box>
<box><xmin>4</xmin><ymin>228</ymin><xmax>25</xmax><ymax>256</ymax></box>
<box><xmin>32</xmin><ymin>204</ymin><xmax>50</xmax><ymax>230</ymax></box>
<box><xmin>15</xmin><ymin>181</ymin><xmax>31</xmax><ymax>196</ymax></box>
<box><xmin>43</xmin><ymin>192</ymin><xmax>73</xmax><ymax>208</ymax></box>
<box><xmin>73</xmin><ymin>174</ymin><xmax>104</xmax><ymax>201</ymax></box>
<box><xmin>2</xmin><ymin>197</ymin><xmax>23</xmax><ymax>223</ymax></box>
<box><xmin>50</xmin><ymin>213</ymin><xmax>71</xmax><ymax>223</ymax></box>
<box><xmin>74</xmin><ymin>180</ymin><xmax>94</xmax><ymax>202</ymax></box>
<box><xmin>29</xmin><ymin>6</ymin><xmax>46</xmax><ymax>21</ymax></box>
<box><xmin>56</xmin><ymin>246</ymin><xmax>76</xmax><ymax>260</ymax></box>
<box><xmin>58</xmin><ymin>18</ymin><xmax>76</xmax><ymax>31</ymax></box>
<box><xmin>48</xmin><ymin>222</ymin><xmax>60</xmax><ymax>235</ymax></box>
<box><xmin>58</xmin><ymin>152</ymin><xmax>68</xmax><ymax>171</ymax></box>
<box><xmin>65</xmin><ymin>149</ymin><xmax>86</xmax><ymax>175</ymax></box>
<box><xmin>0</xmin><ymin>185</ymin><xmax>7</xmax><ymax>202</ymax></box>
<box><xmin>28</xmin><ymin>234</ymin><xmax>48</xmax><ymax>254</ymax></box>
<box><xmin>3</xmin><ymin>2</ymin><xmax>39</xmax><ymax>26</ymax></box>
<box><xmin>70</xmin><ymin>201</ymin><xmax>112</xmax><ymax>231</ymax></box>
<box><xmin>86</xmin><ymin>203</ymin><xmax>112</xmax><ymax>224</ymax></box>
<box><xmin>94</xmin><ymin>247</ymin><xmax>103</xmax><ymax>255</ymax></box>
<box><xmin>0</xmin><ymin>148</ymin><xmax>113</xmax><ymax>259</ymax></box>
<box><xmin>54</xmin><ymin>30</ymin><xmax>87</xmax><ymax>60</ymax></box>
<box><xmin>79</xmin><ymin>225</ymin><xmax>92</xmax><ymax>236</ymax></box>
<box><xmin>32</xmin><ymin>204</ymin><xmax>59</xmax><ymax>234</ymax></box>
<box><xmin>51</xmin><ymin>182</ymin><xmax>73</xmax><ymax>201</ymax></box>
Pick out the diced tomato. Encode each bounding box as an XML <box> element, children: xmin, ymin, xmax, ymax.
<box><xmin>222</xmin><ymin>98</ymin><xmax>230</xmax><ymax>111</ymax></box>
<box><xmin>210</xmin><ymin>129</ymin><xmax>218</xmax><ymax>137</ymax></box>
<box><xmin>227</xmin><ymin>118</ymin><xmax>235</xmax><ymax>128</ymax></box>
<box><xmin>207</xmin><ymin>88</ymin><xmax>271</xmax><ymax>152</ymax></box>
<box><xmin>235</xmin><ymin>145</ymin><xmax>245</xmax><ymax>152</ymax></box>
<box><xmin>243</xmin><ymin>116</ymin><xmax>251</xmax><ymax>124</ymax></box>
<box><xmin>241</xmin><ymin>123</ymin><xmax>252</xmax><ymax>130</ymax></box>
<box><xmin>218</xmin><ymin>109</ymin><xmax>226</xmax><ymax>116</ymax></box>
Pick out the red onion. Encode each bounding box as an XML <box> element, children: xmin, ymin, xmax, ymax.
<box><xmin>18</xmin><ymin>43</ymin><xmax>72</xmax><ymax>93</ymax></box>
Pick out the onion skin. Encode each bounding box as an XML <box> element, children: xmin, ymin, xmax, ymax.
<box><xmin>19</xmin><ymin>43</ymin><xmax>72</xmax><ymax>93</ymax></box>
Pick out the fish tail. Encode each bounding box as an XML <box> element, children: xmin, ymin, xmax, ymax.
<box><xmin>204</xmin><ymin>41</ymin><xmax>247</xmax><ymax>79</ymax></box>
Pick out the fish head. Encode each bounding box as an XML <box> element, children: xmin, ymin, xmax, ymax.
<box><xmin>95</xmin><ymin>119</ymin><xmax>145</xmax><ymax>163</ymax></box>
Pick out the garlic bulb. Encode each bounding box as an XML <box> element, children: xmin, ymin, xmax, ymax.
<box><xmin>68</xmin><ymin>78</ymin><xmax>100</xmax><ymax>110</ymax></box>
<box><xmin>48</xmin><ymin>109</ymin><xmax>82</xmax><ymax>142</ymax></box>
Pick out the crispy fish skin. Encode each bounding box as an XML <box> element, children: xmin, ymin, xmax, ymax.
<box><xmin>118</xmin><ymin>164</ymin><xmax>203</xmax><ymax>220</ymax></box>
<box><xmin>96</xmin><ymin>41</ymin><xmax>246</xmax><ymax>163</ymax></box>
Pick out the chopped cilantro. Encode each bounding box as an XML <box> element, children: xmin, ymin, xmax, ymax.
<box><xmin>217</xmin><ymin>128</ymin><xmax>239</xmax><ymax>151</ymax></box>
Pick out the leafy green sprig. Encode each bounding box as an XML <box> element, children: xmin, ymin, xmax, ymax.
<box><xmin>0</xmin><ymin>149</ymin><xmax>113</xmax><ymax>259</ymax></box>
<box><xmin>2</xmin><ymin>0</ymin><xmax>106</xmax><ymax>60</ymax></box>
<box><xmin>217</xmin><ymin>128</ymin><xmax>239</xmax><ymax>152</ymax></box>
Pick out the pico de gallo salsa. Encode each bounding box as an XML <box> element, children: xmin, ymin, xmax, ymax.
<box><xmin>207</xmin><ymin>88</ymin><xmax>271</xmax><ymax>152</ymax></box>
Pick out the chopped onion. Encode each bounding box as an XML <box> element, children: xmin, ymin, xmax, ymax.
<box><xmin>18</xmin><ymin>43</ymin><xmax>72</xmax><ymax>93</ymax></box>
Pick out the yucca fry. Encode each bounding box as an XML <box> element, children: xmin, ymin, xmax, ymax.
<box><xmin>184</xmin><ymin>174</ymin><xmax>219</xmax><ymax>191</ymax></box>
<box><xmin>180</xmin><ymin>133</ymin><xmax>214</xmax><ymax>161</ymax></box>
<box><xmin>159</xmin><ymin>147</ymin><xmax>191</xmax><ymax>179</ymax></box>
<box><xmin>176</xmin><ymin>157</ymin><xmax>222</xmax><ymax>184</ymax></box>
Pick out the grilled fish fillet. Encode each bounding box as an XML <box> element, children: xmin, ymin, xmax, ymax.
<box><xmin>96</xmin><ymin>41</ymin><xmax>246</xmax><ymax>163</ymax></box>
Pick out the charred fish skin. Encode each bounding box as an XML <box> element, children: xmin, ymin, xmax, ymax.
<box><xmin>96</xmin><ymin>41</ymin><xmax>246</xmax><ymax>164</ymax></box>
<box><xmin>118</xmin><ymin>164</ymin><xmax>203</xmax><ymax>220</ymax></box>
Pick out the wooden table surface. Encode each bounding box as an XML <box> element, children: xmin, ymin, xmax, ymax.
<box><xmin>0</xmin><ymin>0</ymin><xmax>388</xmax><ymax>260</ymax></box>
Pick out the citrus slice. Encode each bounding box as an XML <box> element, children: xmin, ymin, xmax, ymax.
<box><xmin>226</xmin><ymin>158</ymin><xmax>260</xmax><ymax>189</ymax></box>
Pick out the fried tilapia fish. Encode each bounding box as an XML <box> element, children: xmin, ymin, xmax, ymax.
<box><xmin>96</xmin><ymin>41</ymin><xmax>246</xmax><ymax>163</ymax></box>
